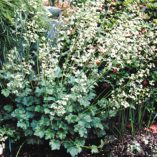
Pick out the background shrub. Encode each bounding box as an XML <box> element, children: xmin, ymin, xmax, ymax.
<box><xmin>0</xmin><ymin>0</ymin><xmax>47</xmax><ymax>65</ymax></box>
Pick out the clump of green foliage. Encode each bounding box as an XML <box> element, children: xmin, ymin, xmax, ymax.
<box><xmin>0</xmin><ymin>0</ymin><xmax>157</xmax><ymax>156</ymax></box>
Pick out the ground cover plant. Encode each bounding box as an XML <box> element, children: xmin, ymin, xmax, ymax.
<box><xmin>0</xmin><ymin>0</ymin><xmax>157</xmax><ymax>156</ymax></box>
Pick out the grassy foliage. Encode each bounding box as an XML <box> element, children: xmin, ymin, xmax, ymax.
<box><xmin>0</xmin><ymin>0</ymin><xmax>21</xmax><ymax>63</ymax></box>
<box><xmin>0</xmin><ymin>0</ymin><xmax>47</xmax><ymax>64</ymax></box>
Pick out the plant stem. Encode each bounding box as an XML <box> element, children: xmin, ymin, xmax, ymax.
<box><xmin>15</xmin><ymin>141</ymin><xmax>25</xmax><ymax>157</ymax></box>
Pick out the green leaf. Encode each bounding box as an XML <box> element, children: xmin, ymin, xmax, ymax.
<box><xmin>57</xmin><ymin>131</ymin><xmax>66</xmax><ymax>140</ymax></box>
<box><xmin>84</xmin><ymin>115</ymin><xmax>92</xmax><ymax>123</ymax></box>
<box><xmin>22</xmin><ymin>96</ymin><xmax>34</xmax><ymax>106</ymax></box>
<box><xmin>35</xmin><ymin>87</ymin><xmax>44</xmax><ymax>97</ymax></box>
<box><xmin>49</xmin><ymin>140</ymin><xmax>61</xmax><ymax>150</ymax></box>
<box><xmin>1</xmin><ymin>89</ymin><xmax>10</xmax><ymax>97</ymax></box>
<box><xmin>45</xmin><ymin>129</ymin><xmax>55</xmax><ymax>140</ymax></box>
<box><xmin>44</xmin><ymin>108</ymin><xmax>50</xmax><ymax>114</ymax></box>
<box><xmin>34</xmin><ymin>128</ymin><xmax>45</xmax><ymax>138</ymax></box>
<box><xmin>54</xmin><ymin>67</ymin><xmax>62</xmax><ymax>78</ymax></box>
<box><xmin>65</xmin><ymin>114</ymin><xmax>78</xmax><ymax>123</ymax></box>
<box><xmin>74</xmin><ymin>121</ymin><xmax>88</xmax><ymax>137</ymax></box>
<box><xmin>91</xmin><ymin>145</ymin><xmax>98</xmax><ymax>154</ymax></box>
<box><xmin>17</xmin><ymin>120</ymin><xmax>29</xmax><ymax>130</ymax></box>
<box><xmin>67</xmin><ymin>146</ymin><xmax>81</xmax><ymax>157</ymax></box>
<box><xmin>3</xmin><ymin>104</ymin><xmax>13</xmax><ymax>112</ymax></box>
<box><xmin>79</xmin><ymin>127</ymin><xmax>87</xmax><ymax>137</ymax></box>
<box><xmin>92</xmin><ymin>117</ymin><xmax>104</xmax><ymax>129</ymax></box>
<box><xmin>64</xmin><ymin>140</ymin><xmax>83</xmax><ymax>156</ymax></box>
<box><xmin>35</xmin><ymin>105</ymin><xmax>43</xmax><ymax>112</ymax></box>
<box><xmin>26</xmin><ymin>106</ymin><xmax>35</xmax><ymax>112</ymax></box>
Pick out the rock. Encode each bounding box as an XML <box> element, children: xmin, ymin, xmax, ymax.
<box><xmin>44</xmin><ymin>6</ymin><xmax>62</xmax><ymax>44</ymax></box>
<box><xmin>45</xmin><ymin>6</ymin><xmax>62</xmax><ymax>19</ymax></box>
<box><xmin>47</xmin><ymin>20</ymin><xmax>62</xmax><ymax>45</ymax></box>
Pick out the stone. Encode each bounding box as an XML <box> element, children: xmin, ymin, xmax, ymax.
<box><xmin>45</xmin><ymin>6</ymin><xmax>62</xmax><ymax>19</ymax></box>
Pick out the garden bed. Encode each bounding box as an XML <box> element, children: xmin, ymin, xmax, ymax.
<box><xmin>1</xmin><ymin>130</ymin><xmax>157</xmax><ymax>157</ymax></box>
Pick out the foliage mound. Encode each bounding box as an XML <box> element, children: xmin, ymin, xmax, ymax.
<box><xmin>0</xmin><ymin>0</ymin><xmax>157</xmax><ymax>156</ymax></box>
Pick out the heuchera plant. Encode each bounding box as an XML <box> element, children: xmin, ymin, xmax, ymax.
<box><xmin>0</xmin><ymin>0</ymin><xmax>157</xmax><ymax>156</ymax></box>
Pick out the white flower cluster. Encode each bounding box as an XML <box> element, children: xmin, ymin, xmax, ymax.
<box><xmin>0</xmin><ymin>48</ymin><xmax>34</xmax><ymax>96</ymax></box>
<box><xmin>99</xmin><ymin>9</ymin><xmax>157</xmax><ymax>110</ymax></box>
